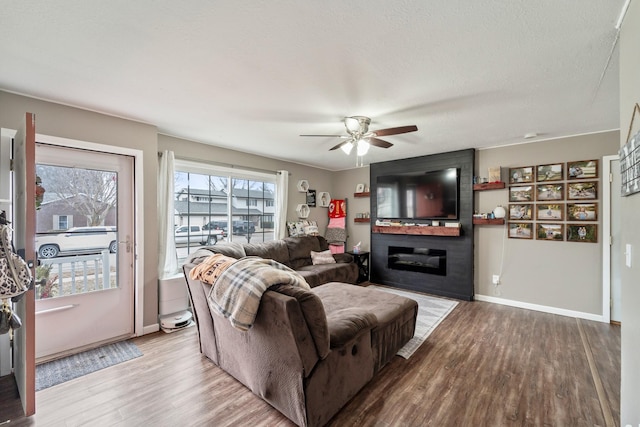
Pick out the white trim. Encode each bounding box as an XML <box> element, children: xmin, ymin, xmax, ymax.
<box><xmin>602</xmin><ymin>155</ymin><xmax>617</xmax><ymax>324</ymax></box>
<box><xmin>474</xmin><ymin>294</ymin><xmax>605</xmax><ymax>322</ymax></box>
<box><xmin>35</xmin><ymin>133</ymin><xmax>146</xmax><ymax>337</ymax></box>
<box><xmin>476</xmin><ymin>128</ymin><xmax>619</xmax><ymax>151</ymax></box>
<box><xmin>143</xmin><ymin>323</ymin><xmax>160</xmax><ymax>335</ymax></box>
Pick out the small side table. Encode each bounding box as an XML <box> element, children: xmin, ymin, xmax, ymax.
<box><xmin>347</xmin><ymin>251</ymin><xmax>370</xmax><ymax>283</ymax></box>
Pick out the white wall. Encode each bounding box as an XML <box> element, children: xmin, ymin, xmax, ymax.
<box><xmin>333</xmin><ymin>166</ymin><xmax>371</xmax><ymax>252</ymax></box>
<box><xmin>619</xmin><ymin>0</ymin><xmax>640</xmax><ymax>422</ymax></box>
<box><xmin>475</xmin><ymin>132</ymin><xmax>619</xmax><ymax>316</ymax></box>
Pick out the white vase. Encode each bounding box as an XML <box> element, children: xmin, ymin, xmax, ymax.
<box><xmin>494</xmin><ymin>205</ymin><xmax>506</xmax><ymax>219</ymax></box>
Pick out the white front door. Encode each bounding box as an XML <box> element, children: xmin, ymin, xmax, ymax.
<box><xmin>34</xmin><ymin>144</ymin><xmax>135</xmax><ymax>360</ymax></box>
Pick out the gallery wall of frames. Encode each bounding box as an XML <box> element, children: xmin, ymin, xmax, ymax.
<box><xmin>508</xmin><ymin>159</ymin><xmax>599</xmax><ymax>242</ymax></box>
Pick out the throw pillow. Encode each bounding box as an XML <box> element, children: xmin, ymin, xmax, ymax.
<box><xmin>310</xmin><ymin>250</ymin><xmax>336</xmax><ymax>265</ymax></box>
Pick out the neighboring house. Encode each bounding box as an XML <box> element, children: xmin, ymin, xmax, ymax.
<box><xmin>173</xmin><ymin>188</ymin><xmax>274</xmax><ymax>229</ymax></box>
<box><xmin>36</xmin><ymin>194</ymin><xmax>116</xmax><ymax>233</ymax></box>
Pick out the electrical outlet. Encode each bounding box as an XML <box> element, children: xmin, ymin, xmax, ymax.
<box><xmin>492</xmin><ymin>275</ymin><xmax>500</xmax><ymax>285</ymax></box>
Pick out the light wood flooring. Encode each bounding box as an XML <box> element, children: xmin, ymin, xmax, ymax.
<box><xmin>2</xmin><ymin>296</ymin><xmax>620</xmax><ymax>426</ymax></box>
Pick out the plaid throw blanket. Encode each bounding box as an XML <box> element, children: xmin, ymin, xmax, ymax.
<box><xmin>191</xmin><ymin>255</ymin><xmax>310</xmax><ymax>331</ymax></box>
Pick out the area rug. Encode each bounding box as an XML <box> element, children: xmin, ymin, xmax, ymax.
<box><xmin>36</xmin><ymin>340</ymin><xmax>143</xmax><ymax>391</ymax></box>
<box><xmin>369</xmin><ymin>285</ymin><xmax>458</xmax><ymax>359</ymax></box>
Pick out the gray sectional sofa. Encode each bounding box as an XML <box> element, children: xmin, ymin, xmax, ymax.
<box><xmin>182</xmin><ymin>236</ymin><xmax>419</xmax><ymax>426</ymax></box>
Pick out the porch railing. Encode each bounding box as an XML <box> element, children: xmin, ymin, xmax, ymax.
<box><xmin>36</xmin><ymin>250</ymin><xmax>116</xmax><ymax>300</ymax></box>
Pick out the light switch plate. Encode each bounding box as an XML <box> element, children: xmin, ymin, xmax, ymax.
<box><xmin>626</xmin><ymin>244</ymin><xmax>632</xmax><ymax>268</ymax></box>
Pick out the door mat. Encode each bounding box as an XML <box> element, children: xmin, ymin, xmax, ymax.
<box><xmin>368</xmin><ymin>285</ymin><xmax>458</xmax><ymax>359</ymax></box>
<box><xmin>36</xmin><ymin>340</ymin><xmax>142</xmax><ymax>391</ymax></box>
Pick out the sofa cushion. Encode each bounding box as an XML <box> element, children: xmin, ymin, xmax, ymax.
<box><xmin>243</xmin><ymin>240</ymin><xmax>290</xmax><ymax>266</ymax></box>
<box><xmin>324</xmin><ymin>307</ymin><xmax>377</xmax><ymax>348</ymax></box>
<box><xmin>285</xmin><ymin>236</ymin><xmax>322</xmax><ymax>269</ymax></box>
<box><xmin>310</xmin><ymin>250</ymin><xmax>336</xmax><ymax>265</ymax></box>
<box><xmin>312</xmin><ymin>282</ymin><xmax>418</xmax><ymax>371</ymax></box>
<box><xmin>297</xmin><ymin>263</ymin><xmax>359</xmax><ymax>287</ymax></box>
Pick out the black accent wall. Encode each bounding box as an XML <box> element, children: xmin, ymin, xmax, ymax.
<box><xmin>370</xmin><ymin>149</ymin><xmax>475</xmax><ymax>300</ymax></box>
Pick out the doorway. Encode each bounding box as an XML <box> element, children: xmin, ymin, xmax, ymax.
<box><xmin>34</xmin><ymin>144</ymin><xmax>135</xmax><ymax>360</ymax></box>
<box><xmin>602</xmin><ymin>155</ymin><xmax>622</xmax><ymax>323</ymax></box>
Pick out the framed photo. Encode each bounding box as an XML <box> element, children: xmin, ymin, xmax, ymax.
<box><xmin>318</xmin><ymin>192</ymin><xmax>331</xmax><ymax>207</ymax></box>
<box><xmin>566</xmin><ymin>224</ymin><xmax>598</xmax><ymax>243</ymax></box>
<box><xmin>509</xmin><ymin>185</ymin><xmax>534</xmax><ymax>202</ymax></box>
<box><xmin>509</xmin><ymin>204</ymin><xmax>533</xmax><ymax>220</ymax></box>
<box><xmin>355</xmin><ymin>183</ymin><xmax>365</xmax><ymax>193</ymax></box>
<box><xmin>537</xmin><ymin>223</ymin><xmax>564</xmax><ymax>241</ymax></box>
<box><xmin>509</xmin><ymin>166</ymin><xmax>534</xmax><ymax>184</ymax></box>
<box><xmin>567</xmin><ymin>160</ymin><xmax>598</xmax><ymax>180</ymax></box>
<box><xmin>567</xmin><ymin>181</ymin><xmax>598</xmax><ymax>200</ymax></box>
<box><xmin>306</xmin><ymin>189</ymin><xmax>316</xmax><ymax>207</ymax></box>
<box><xmin>508</xmin><ymin>222</ymin><xmax>533</xmax><ymax>239</ymax></box>
<box><xmin>536</xmin><ymin>203</ymin><xmax>564</xmax><ymax>221</ymax></box>
<box><xmin>536</xmin><ymin>184</ymin><xmax>564</xmax><ymax>201</ymax></box>
<box><xmin>567</xmin><ymin>203</ymin><xmax>598</xmax><ymax>221</ymax></box>
<box><xmin>297</xmin><ymin>179</ymin><xmax>309</xmax><ymax>192</ymax></box>
<box><xmin>536</xmin><ymin>163</ymin><xmax>563</xmax><ymax>182</ymax></box>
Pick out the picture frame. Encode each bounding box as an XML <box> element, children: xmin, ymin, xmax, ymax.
<box><xmin>536</xmin><ymin>203</ymin><xmax>564</xmax><ymax>221</ymax></box>
<box><xmin>509</xmin><ymin>185</ymin><xmax>534</xmax><ymax>202</ymax></box>
<box><xmin>509</xmin><ymin>166</ymin><xmax>534</xmax><ymax>184</ymax></box>
<box><xmin>508</xmin><ymin>222</ymin><xmax>533</xmax><ymax>239</ymax></box>
<box><xmin>536</xmin><ymin>183</ymin><xmax>564</xmax><ymax>201</ymax></box>
<box><xmin>297</xmin><ymin>179</ymin><xmax>309</xmax><ymax>192</ymax></box>
<box><xmin>318</xmin><ymin>192</ymin><xmax>331</xmax><ymax>207</ymax></box>
<box><xmin>567</xmin><ymin>181</ymin><xmax>598</xmax><ymax>200</ymax></box>
<box><xmin>567</xmin><ymin>159</ymin><xmax>599</xmax><ymax>180</ymax></box>
<box><xmin>306</xmin><ymin>189</ymin><xmax>316</xmax><ymax>207</ymax></box>
<box><xmin>537</xmin><ymin>223</ymin><xmax>564</xmax><ymax>241</ymax></box>
<box><xmin>355</xmin><ymin>183</ymin><xmax>365</xmax><ymax>193</ymax></box>
<box><xmin>567</xmin><ymin>202</ymin><xmax>598</xmax><ymax>221</ymax></box>
<box><xmin>536</xmin><ymin>163</ymin><xmax>563</xmax><ymax>182</ymax></box>
<box><xmin>508</xmin><ymin>204</ymin><xmax>533</xmax><ymax>220</ymax></box>
<box><xmin>566</xmin><ymin>224</ymin><xmax>598</xmax><ymax>243</ymax></box>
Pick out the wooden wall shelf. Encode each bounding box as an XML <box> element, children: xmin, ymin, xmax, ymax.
<box><xmin>354</xmin><ymin>218</ymin><xmax>370</xmax><ymax>223</ymax></box>
<box><xmin>473</xmin><ymin>182</ymin><xmax>506</xmax><ymax>191</ymax></box>
<box><xmin>372</xmin><ymin>225</ymin><xmax>460</xmax><ymax>236</ymax></box>
<box><xmin>354</xmin><ymin>192</ymin><xmax>370</xmax><ymax>197</ymax></box>
<box><xmin>473</xmin><ymin>218</ymin><xmax>505</xmax><ymax>225</ymax></box>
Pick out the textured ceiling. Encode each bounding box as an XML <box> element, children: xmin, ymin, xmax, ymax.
<box><xmin>0</xmin><ymin>1</ymin><xmax>624</xmax><ymax>171</ymax></box>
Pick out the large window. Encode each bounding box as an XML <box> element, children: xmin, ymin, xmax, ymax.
<box><xmin>174</xmin><ymin>161</ymin><xmax>276</xmax><ymax>264</ymax></box>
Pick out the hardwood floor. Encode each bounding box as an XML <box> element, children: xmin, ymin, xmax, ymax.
<box><xmin>2</xmin><ymin>299</ymin><xmax>620</xmax><ymax>427</ymax></box>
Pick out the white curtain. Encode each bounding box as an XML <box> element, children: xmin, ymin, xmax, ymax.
<box><xmin>275</xmin><ymin>170</ymin><xmax>289</xmax><ymax>239</ymax></box>
<box><xmin>158</xmin><ymin>150</ymin><xmax>178</xmax><ymax>279</ymax></box>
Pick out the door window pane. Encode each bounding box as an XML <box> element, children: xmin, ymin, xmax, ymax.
<box><xmin>34</xmin><ymin>164</ymin><xmax>118</xmax><ymax>299</ymax></box>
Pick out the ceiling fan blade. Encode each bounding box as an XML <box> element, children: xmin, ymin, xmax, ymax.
<box><xmin>300</xmin><ymin>134</ymin><xmax>350</xmax><ymax>138</ymax></box>
<box><xmin>329</xmin><ymin>137</ymin><xmax>354</xmax><ymax>151</ymax></box>
<box><xmin>369</xmin><ymin>137</ymin><xmax>393</xmax><ymax>149</ymax></box>
<box><xmin>372</xmin><ymin>125</ymin><xmax>418</xmax><ymax>137</ymax></box>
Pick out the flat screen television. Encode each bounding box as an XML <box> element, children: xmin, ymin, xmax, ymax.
<box><xmin>376</xmin><ymin>168</ymin><xmax>459</xmax><ymax>220</ymax></box>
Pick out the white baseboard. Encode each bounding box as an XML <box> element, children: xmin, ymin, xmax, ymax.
<box><xmin>474</xmin><ymin>294</ymin><xmax>606</xmax><ymax>323</ymax></box>
<box><xmin>142</xmin><ymin>323</ymin><xmax>160</xmax><ymax>335</ymax></box>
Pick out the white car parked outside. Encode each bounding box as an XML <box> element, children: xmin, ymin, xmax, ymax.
<box><xmin>36</xmin><ymin>226</ymin><xmax>118</xmax><ymax>259</ymax></box>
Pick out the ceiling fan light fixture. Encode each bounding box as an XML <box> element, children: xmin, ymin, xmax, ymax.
<box><xmin>341</xmin><ymin>141</ymin><xmax>354</xmax><ymax>154</ymax></box>
<box><xmin>344</xmin><ymin>117</ymin><xmax>361</xmax><ymax>133</ymax></box>
<box><xmin>356</xmin><ymin>139</ymin><xmax>370</xmax><ymax>156</ymax></box>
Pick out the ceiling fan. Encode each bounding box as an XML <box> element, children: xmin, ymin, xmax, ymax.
<box><xmin>300</xmin><ymin>116</ymin><xmax>418</xmax><ymax>155</ymax></box>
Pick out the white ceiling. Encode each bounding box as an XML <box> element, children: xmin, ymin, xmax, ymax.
<box><xmin>0</xmin><ymin>1</ymin><xmax>625</xmax><ymax>171</ymax></box>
